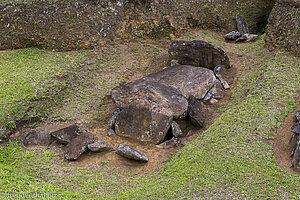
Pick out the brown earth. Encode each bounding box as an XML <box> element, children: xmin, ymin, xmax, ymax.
<box><xmin>273</xmin><ymin>97</ymin><xmax>300</xmax><ymax>175</ymax></box>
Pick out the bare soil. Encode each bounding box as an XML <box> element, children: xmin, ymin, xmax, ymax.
<box><xmin>273</xmin><ymin>97</ymin><xmax>300</xmax><ymax>175</ymax></box>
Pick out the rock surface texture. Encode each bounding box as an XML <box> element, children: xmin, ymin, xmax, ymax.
<box><xmin>265</xmin><ymin>0</ymin><xmax>300</xmax><ymax>56</ymax></box>
<box><xmin>290</xmin><ymin>111</ymin><xmax>300</xmax><ymax>169</ymax></box>
<box><xmin>116</xmin><ymin>143</ymin><xmax>149</xmax><ymax>162</ymax></box>
<box><xmin>51</xmin><ymin>125</ymin><xmax>80</xmax><ymax>144</ymax></box>
<box><xmin>23</xmin><ymin>130</ymin><xmax>51</xmax><ymax>146</ymax></box>
<box><xmin>168</xmin><ymin>40</ymin><xmax>231</xmax><ymax>70</ymax></box>
<box><xmin>88</xmin><ymin>139</ymin><xmax>114</xmax><ymax>152</ymax></box>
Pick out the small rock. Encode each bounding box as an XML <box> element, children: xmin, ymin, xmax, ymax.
<box><xmin>171</xmin><ymin>121</ymin><xmax>183</xmax><ymax>137</ymax></box>
<box><xmin>174</xmin><ymin>118</ymin><xmax>187</xmax><ymax>131</ymax></box>
<box><xmin>107</xmin><ymin>129</ymin><xmax>116</xmax><ymax>136</ymax></box>
<box><xmin>292</xmin><ymin>122</ymin><xmax>300</xmax><ymax>134</ymax></box>
<box><xmin>116</xmin><ymin>143</ymin><xmax>148</xmax><ymax>162</ymax></box>
<box><xmin>236</xmin><ymin>15</ymin><xmax>249</xmax><ymax>34</ymax></box>
<box><xmin>290</xmin><ymin>132</ymin><xmax>300</xmax><ymax>157</ymax></box>
<box><xmin>23</xmin><ymin>130</ymin><xmax>51</xmax><ymax>146</ymax></box>
<box><xmin>235</xmin><ymin>34</ymin><xmax>247</xmax><ymax>43</ymax></box>
<box><xmin>88</xmin><ymin>139</ymin><xmax>113</xmax><ymax>152</ymax></box>
<box><xmin>210</xmin><ymin>79</ymin><xmax>225</xmax><ymax>99</ymax></box>
<box><xmin>224</xmin><ymin>31</ymin><xmax>242</xmax><ymax>41</ymax></box>
<box><xmin>108</xmin><ymin>108</ymin><xmax>121</xmax><ymax>129</ymax></box>
<box><xmin>64</xmin><ymin>132</ymin><xmax>94</xmax><ymax>161</ymax></box>
<box><xmin>295</xmin><ymin>110</ymin><xmax>300</xmax><ymax>122</ymax></box>
<box><xmin>291</xmin><ymin>140</ymin><xmax>300</xmax><ymax>169</ymax></box>
<box><xmin>214</xmin><ymin>66</ymin><xmax>230</xmax><ymax>90</ymax></box>
<box><xmin>51</xmin><ymin>125</ymin><xmax>80</xmax><ymax>144</ymax></box>
<box><xmin>156</xmin><ymin>137</ymin><xmax>180</xmax><ymax>149</ymax></box>
<box><xmin>188</xmin><ymin>96</ymin><xmax>205</xmax><ymax>127</ymax></box>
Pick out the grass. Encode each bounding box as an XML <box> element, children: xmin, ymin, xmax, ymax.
<box><xmin>0</xmin><ymin>48</ymin><xmax>84</xmax><ymax>138</ymax></box>
<box><xmin>0</xmin><ymin>32</ymin><xmax>299</xmax><ymax>199</ymax></box>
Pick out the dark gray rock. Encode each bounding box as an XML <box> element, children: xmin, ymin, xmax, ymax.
<box><xmin>292</xmin><ymin>122</ymin><xmax>300</xmax><ymax>134</ymax></box>
<box><xmin>244</xmin><ymin>34</ymin><xmax>258</xmax><ymax>42</ymax></box>
<box><xmin>51</xmin><ymin>125</ymin><xmax>80</xmax><ymax>144</ymax></box>
<box><xmin>156</xmin><ymin>137</ymin><xmax>188</xmax><ymax>149</ymax></box>
<box><xmin>214</xmin><ymin>65</ymin><xmax>230</xmax><ymax>90</ymax></box>
<box><xmin>64</xmin><ymin>132</ymin><xmax>94</xmax><ymax>161</ymax></box>
<box><xmin>224</xmin><ymin>31</ymin><xmax>243</xmax><ymax>41</ymax></box>
<box><xmin>296</xmin><ymin>110</ymin><xmax>300</xmax><ymax>122</ymax></box>
<box><xmin>209</xmin><ymin>79</ymin><xmax>225</xmax><ymax>100</ymax></box>
<box><xmin>147</xmin><ymin>65</ymin><xmax>217</xmax><ymax>100</ymax></box>
<box><xmin>291</xmin><ymin>140</ymin><xmax>300</xmax><ymax>169</ymax></box>
<box><xmin>115</xmin><ymin>106</ymin><xmax>173</xmax><ymax>144</ymax></box>
<box><xmin>168</xmin><ymin>40</ymin><xmax>231</xmax><ymax>70</ymax></box>
<box><xmin>23</xmin><ymin>130</ymin><xmax>51</xmax><ymax>146</ymax></box>
<box><xmin>174</xmin><ymin>118</ymin><xmax>187</xmax><ymax>132</ymax></box>
<box><xmin>88</xmin><ymin>139</ymin><xmax>113</xmax><ymax>152</ymax></box>
<box><xmin>171</xmin><ymin>121</ymin><xmax>183</xmax><ymax>137</ymax></box>
<box><xmin>107</xmin><ymin>129</ymin><xmax>116</xmax><ymax>136</ymax></box>
<box><xmin>236</xmin><ymin>15</ymin><xmax>249</xmax><ymax>34</ymax></box>
<box><xmin>108</xmin><ymin>108</ymin><xmax>121</xmax><ymax>129</ymax></box>
<box><xmin>116</xmin><ymin>143</ymin><xmax>148</xmax><ymax>162</ymax></box>
<box><xmin>112</xmin><ymin>78</ymin><xmax>188</xmax><ymax>118</ymax></box>
<box><xmin>290</xmin><ymin>132</ymin><xmax>300</xmax><ymax>157</ymax></box>
<box><xmin>188</xmin><ymin>96</ymin><xmax>205</xmax><ymax>127</ymax></box>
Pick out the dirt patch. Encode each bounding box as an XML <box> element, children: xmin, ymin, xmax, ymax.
<box><xmin>273</xmin><ymin>98</ymin><xmax>300</xmax><ymax>175</ymax></box>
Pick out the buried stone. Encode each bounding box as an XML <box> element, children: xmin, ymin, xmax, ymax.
<box><xmin>23</xmin><ymin>130</ymin><xmax>51</xmax><ymax>146</ymax></box>
<box><xmin>168</xmin><ymin>40</ymin><xmax>231</xmax><ymax>70</ymax></box>
<box><xmin>116</xmin><ymin>143</ymin><xmax>149</xmax><ymax>162</ymax></box>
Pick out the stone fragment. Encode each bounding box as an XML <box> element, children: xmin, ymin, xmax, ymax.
<box><xmin>174</xmin><ymin>118</ymin><xmax>187</xmax><ymax>131</ymax></box>
<box><xmin>88</xmin><ymin>139</ymin><xmax>114</xmax><ymax>152</ymax></box>
<box><xmin>188</xmin><ymin>96</ymin><xmax>205</xmax><ymax>127</ymax></box>
<box><xmin>235</xmin><ymin>34</ymin><xmax>248</xmax><ymax>43</ymax></box>
<box><xmin>290</xmin><ymin>132</ymin><xmax>300</xmax><ymax>157</ymax></box>
<box><xmin>214</xmin><ymin>65</ymin><xmax>230</xmax><ymax>90</ymax></box>
<box><xmin>244</xmin><ymin>34</ymin><xmax>258</xmax><ymax>42</ymax></box>
<box><xmin>64</xmin><ymin>132</ymin><xmax>94</xmax><ymax>161</ymax></box>
<box><xmin>112</xmin><ymin>78</ymin><xmax>188</xmax><ymax>118</ymax></box>
<box><xmin>23</xmin><ymin>130</ymin><xmax>51</xmax><ymax>146</ymax></box>
<box><xmin>115</xmin><ymin>106</ymin><xmax>172</xmax><ymax>144</ymax></box>
<box><xmin>171</xmin><ymin>121</ymin><xmax>183</xmax><ymax>137</ymax></box>
<box><xmin>108</xmin><ymin>108</ymin><xmax>121</xmax><ymax>129</ymax></box>
<box><xmin>147</xmin><ymin>65</ymin><xmax>217</xmax><ymax>100</ymax></box>
<box><xmin>236</xmin><ymin>15</ymin><xmax>249</xmax><ymax>34</ymax></box>
<box><xmin>51</xmin><ymin>125</ymin><xmax>80</xmax><ymax>144</ymax></box>
<box><xmin>292</xmin><ymin>122</ymin><xmax>300</xmax><ymax>134</ymax></box>
<box><xmin>116</xmin><ymin>143</ymin><xmax>148</xmax><ymax>162</ymax></box>
<box><xmin>224</xmin><ymin>31</ymin><xmax>243</xmax><ymax>41</ymax></box>
<box><xmin>156</xmin><ymin>137</ymin><xmax>180</xmax><ymax>149</ymax></box>
<box><xmin>291</xmin><ymin>140</ymin><xmax>300</xmax><ymax>169</ymax></box>
<box><xmin>168</xmin><ymin>40</ymin><xmax>231</xmax><ymax>70</ymax></box>
<box><xmin>107</xmin><ymin>129</ymin><xmax>116</xmax><ymax>136</ymax></box>
<box><xmin>295</xmin><ymin>110</ymin><xmax>300</xmax><ymax>122</ymax></box>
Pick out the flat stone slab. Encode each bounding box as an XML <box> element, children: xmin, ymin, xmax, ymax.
<box><xmin>64</xmin><ymin>132</ymin><xmax>94</xmax><ymax>161</ymax></box>
<box><xmin>115</xmin><ymin>106</ymin><xmax>173</xmax><ymax>144</ymax></box>
<box><xmin>51</xmin><ymin>125</ymin><xmax>80</xmax><ymax>144</ymax></box>
<box><xmin>116</xmin><ymin>143</ymin><xmax>148</xmax><ymax>162</ymax></box>
<box><xmin>88</xmin><ymin>139</ymin><xmax>114</xmax><ymax>152</ymax></box>
<box><xmin>147</xmin><ymin>65</ymin><xmax>217</xmax><ymax>100</ymax></box>
<box><xmin>23</xmin><ymin>130</ymin><xmax>51</xmax><ymax>146</ymax></box>
<box><xmin>112</xmin><ymin>78</ymin><xmax>188</xmax><ymax>118</ymax></box>
<box><xmin>168</xmin><ymin>40</ymin><xmax>231</xmax><ymax>70</ymax></box>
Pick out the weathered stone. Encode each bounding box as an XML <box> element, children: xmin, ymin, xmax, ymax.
<box><xmin>112</xmin><ymin>78</ymin><xmax>188</xmax><ymax>118</ymax></box>
<box><xmin>171</xmin><ymin>121</ymin><xmax>183</xmax><ymax>137</ymax></box>
<box><xmin>224</xmin><ymin>31</ymin><xmax>243</xmax><ymax>41</ymax></box>
<box><xmin>51</xmin><ymin>125</ymin><xmax>80</xmax><ymax>144</ymax></box>
<box><xmin>115</xmin><ymin>106</ymin><xmax>173</xmax><ymax>144</ymax></box>
<box><xmin>64</xmin><ymin>132</ymin><xmax>94</xmax><ymax>161</ymax></box>
<box><xmin>214</xmin><ymin>65</ymin><xmax>230</xmax><ymax>90</ymax></box>
<box><xmin>168</xmin><ymin>40</ymin><xmax>231</xmax><ymax>70</ymax></box>
<box><xmin>174</xmin><ymin>118</ymin><xmax>187</xmax><ymax>131</ymax></box>
<box><xmin>116</xmin><ymin>143</ymin><xmax>148</xmax><ymax>162</ymax></box>
<box><xmin>209</xmin><ymin>79</ymin><xmax>225</xmax><ymax>100</ymax></box>
<box><xmin>147</xmin><ymin>65</ymin><xmax>217</xmax><ymax>100</ymax></box>
<box><xmin>291</xmin><ymin>140</ymin><xmax>300</xmax><ymax>169</ymax></box>
<box><xmin>244</xmin><ymin>34</ymin><xmax>258</xmax><ymax>42</ymax></box>
<box><xmin>295</xmin><ymin>110</ymin><xmax>300</xmax><ymax>122</ymax></box>
<box><xmin>290</xmin><ymin>132</ymin><xmax>300</xmax><ymax>157</ymax></box>
<box><xmin>108</xmin><ymin>108</ymin><xmax>121</xmax><ymax>129</ymax></box>
<box><xmin>107</xmin><ymin>129</ymin><xmax>116</xmax><ymax>136</ymax></box>
<box><xmin>235</xmin><ymin>34</ymin><xmax>248</xmax><ymax>43</ymax></box>
<box><xmin>291</xmin><ymin>122</ymin><xmax>300</xmax><ymax>134</ymax></box>
<box><xmin>156</xmin><ymin>137</ymin><xmax>180</xmax><ymax>149</ymax></box>
<box><xmin>23</xmin><ymin>130</ymin><xmax>51</xmax><ymax>146</ymax></box>
<box><xmin>236</xmin><ymin>15</ymin><xmax>249</xmax><ymax>34</ymax></box>
<box><xmin>188</xmin><ymin>96</ymin><xmax>205</xmax><ymax>127</ymax></box>
<box><xmin>88</xmin><ymin>139</ymin><xmax>114</xmax><ymax>152</ymax></box>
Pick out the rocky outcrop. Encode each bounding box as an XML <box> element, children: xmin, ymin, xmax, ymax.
<box><xmin>168</xmin><ymin>40</ymin><xmax>231</xmax><ymax>70</ymax></box>
<box><xmin>0</xmin><ymin>0</ymin><xmax>274</xmax><ymax>50</ymax></box>
<box><xmin>265</xmin><ymin>0</ymin><xmax>300</xmax><ymax>56</ymax></box>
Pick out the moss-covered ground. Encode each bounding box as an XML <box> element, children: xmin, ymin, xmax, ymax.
<box><xmin>0</xmin><ymin>31</ymin><xmax>299</xmax><ymax>199</ymax></box>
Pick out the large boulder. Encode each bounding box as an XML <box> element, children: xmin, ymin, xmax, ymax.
<box><xmin>265</xmin><ymin>0</ymin><xmax>300</xmax><ymax>56</ymax></box>
<box><xmin>147</xmin><ymin>65</ymin><xmax>217</xmax><ymax>100</ymax></box>
<box><xmin>115</xmin><ymin>106</ymin><xmax>173</xmax><ymax>144</ymax></box>
<box><xmin>168</xmin><ymin>40</ymin><xmax>231</xmax><ymax>70</ymax></box>
<box><xmin>112</xmin><ymin>78</ymin><xmax>188</xmax><ymax>118</ymax></box>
